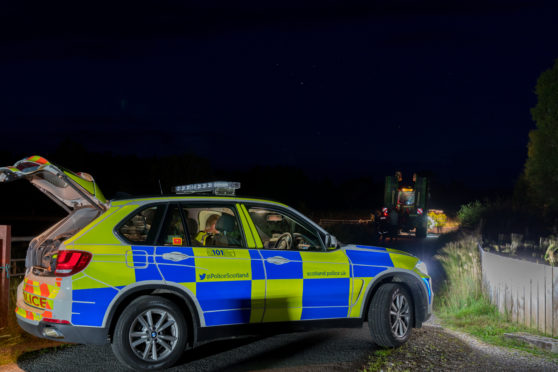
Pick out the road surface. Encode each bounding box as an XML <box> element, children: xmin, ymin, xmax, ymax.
<box><xmin>17</xmin><ymin>327</ymin><xmax>376</xmax><ymax>371</ymax></box>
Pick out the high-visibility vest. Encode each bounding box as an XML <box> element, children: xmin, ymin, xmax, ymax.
<box><xmin>195</xmin><ymin>231</ymin><xmax>213</xmax><ymax>245</ymax></box>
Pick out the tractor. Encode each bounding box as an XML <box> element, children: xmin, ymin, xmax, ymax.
<box><xmin>383</xmin><ymin>171</ymin><xmax>429</xmax><ymax>238</ymax></box>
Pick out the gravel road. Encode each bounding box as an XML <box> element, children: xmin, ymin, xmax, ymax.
<box><xmin>13</xmin><ymin>318</ymin><xmax>558</xmax><ymax>372</ymax></box>
<box><xmin>374</xmin><ymin>316</ymin><xmax>558</xmax><ymax>371</ymax></box>
<box><xmin>16</xmin><ymin>326</ymin><xmax>376</xmax><ymax>372</ymax></box>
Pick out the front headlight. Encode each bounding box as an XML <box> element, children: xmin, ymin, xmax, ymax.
<box><xmin>415</xmin><ymin>260</ymin><xmax>428</xmax><ymax>275</ymax></box>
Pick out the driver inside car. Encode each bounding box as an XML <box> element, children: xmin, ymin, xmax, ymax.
<box><xmin>195</xmin><ymin>214</ymin><xmax>220</xmax><ymax>246</ymax></box>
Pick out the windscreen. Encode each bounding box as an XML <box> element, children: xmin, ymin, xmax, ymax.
<box><xmin>26</xmin><ymin>207</ymin><xmax>101</xmax><ymax>270</ymax></box>
<box><xmin>398</xmin><ymin>191</ymin><xmax>416</xmax><ymax>206</ymax></box>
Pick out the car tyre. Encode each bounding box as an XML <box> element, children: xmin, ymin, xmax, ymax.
<box><xmin>112</xmin><ymin>295</ymin><xmax>188</xmax><ymax>371</ymax></box>
<box><xmin>368</xmin><ymin>283</ymin><xmax>413</xmax><ymax>348</ymax></box>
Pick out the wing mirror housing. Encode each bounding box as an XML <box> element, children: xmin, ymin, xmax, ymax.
<box><xmin>325</xmin><ymin>234</ymin><xmax>339</xmax><ymax>250</ymax></box>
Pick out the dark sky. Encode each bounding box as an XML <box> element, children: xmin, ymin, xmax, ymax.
<box><xmin>1</xmin><ymin>0</ymin><xmax>557</xmax><ymax>189</ymax></box>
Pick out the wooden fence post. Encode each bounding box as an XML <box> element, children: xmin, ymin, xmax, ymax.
<box><xmin>0</xmin><ymin>225</ymin><xmax>11</xmax><ymax>330</ymax></box>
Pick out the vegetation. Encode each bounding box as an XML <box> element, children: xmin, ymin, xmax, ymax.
<box><xmin>525</xmin><ymin>58</ymin><xmax>558</xmax><ymax>211</ymax></box>
<box><xmin>456</xmin><ymin>201</ymin><xmax>485</xmax><ymax>229</ymax></box>
<box><xmin>451</xmin><ymin>59</ymin><xmax>558</xmax><ymax>265</ymax></box>
<box><xmin>456</xmin><ymin>198</ymin><xmax>550</xmax><ymax>260</ymax></box>
<box><xmin>435</xmin><ymin>235</ymin><xmax>482</xmax><ymax>313</ymax></box>
<box><xmin>362</xmin><ymin>349</ymin><xmax>394</xmax><ymax>372</ymax></box>
<box><xmin>427</xmin><ymin>210</ymin><xmax>447</xmax><ymax>231</ymax></box>
<box><xmin>455</xmin><ymin>196</ymin><xmax>558</xmax><ymax>264</ymax></box>
<box><xmin>435</xmin><ymin>234</ymin><xmax>558</xmax><ymax>360</ymax></box>
<box><xmin>544</xmin><ymin>237</ymin><xmax>558</xmax><ymax>266</ymax></box>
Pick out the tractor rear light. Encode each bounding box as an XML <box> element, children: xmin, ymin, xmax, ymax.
<box><xmin>54</xmin><ymin>250</ymin><xmax>92</xmax><ymax>277</ymax></box>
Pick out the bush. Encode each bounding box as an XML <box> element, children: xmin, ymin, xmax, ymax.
<box><xmin>525</xmin><ymin>58</ymin><xmax>558</xmax><ymax>211</ymax></box>
<box><xmin>457</xmin><ymin>198</ymin><xmax>549</xmax><ymax>242</ymax></box>
<box><xmin>543</xmin><ymin>236</ymin><xmax>558</xmax><ymax>266</ymax></box>
<box><xmin>457</xmin><ymin>201</ymin><xmax>485</xmax><ymax>229</ymax></box>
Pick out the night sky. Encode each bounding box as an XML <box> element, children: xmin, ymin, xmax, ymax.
<box><xmin>2</xmin><ymin>1</ymin><xmax>558</xmax><ymax>191</ymax></box>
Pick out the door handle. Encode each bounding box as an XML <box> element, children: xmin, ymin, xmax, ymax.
<box><xmin>266</xmin><ymin>256</ymin><xmax>290</xmax><ymax>265</ymax></box>
<box><xmin>162</xmin><ymin>252</ymin><xmax>190</xmax><ymax>262</ymax></box>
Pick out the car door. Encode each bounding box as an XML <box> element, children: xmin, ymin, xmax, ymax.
<box><xmin>155</xmin><ymin>203</ymin><xmax>265</xmax><ymax>326</ymax></box>
<box><xmin>243</xmin><ymin>204</ymin><xmax>352</xmax><ymax>322</ymax></box>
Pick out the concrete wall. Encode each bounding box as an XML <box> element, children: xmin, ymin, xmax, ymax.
<box><xmin>481</xmin><ymin>247</ymin><xmax>558</xmax><ymax>336</ymax></box>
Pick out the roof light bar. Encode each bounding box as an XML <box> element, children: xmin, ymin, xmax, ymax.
<box><xmin>173</xmin><ymin>181</ymin><xmax>241</xmax><ymax>196</ymax></box>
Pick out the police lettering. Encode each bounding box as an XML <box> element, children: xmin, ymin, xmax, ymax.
<box><xmin>23</xmin><ymin>291</ymin><xmax>47</xmax><ymax>308</ymax></box>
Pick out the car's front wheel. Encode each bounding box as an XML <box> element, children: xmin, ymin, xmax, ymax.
<box><xmin>112</xmin><ymin>295</ymin><xmax>188</xmax><ymax>370</ymax></box>
<box><xmin>368</xmin><ymin>283</ymin><xmax>413</xmax><ymax>347</ymax></box>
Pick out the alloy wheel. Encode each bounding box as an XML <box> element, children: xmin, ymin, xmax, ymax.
<box><xmin>389</xmin><ymin>291</ymin><xmax>410</xmax><ymax>338</ymax></box>
<box><xmin>128</xmin><ymin>309</ymin><xmax>179</xmax><ymax>362</ymax></box>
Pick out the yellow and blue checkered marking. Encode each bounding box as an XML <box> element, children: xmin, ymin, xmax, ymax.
<box><xmin>70</xmin><ymin>241</ymin><xmax>419</xmax><ymax>328</ymax></box>
<box><xmin>300</xmin><ymin>277</ymin><xmax>350</xmax><ymax>320</ymax></box>
<box><xmin>249</xmin><ymin>250</ymin><xmax>265</xmax><ymax>280</ymax></box>
<box><xmin>132</xmin><ymin>246</ymin><xmax>163</xmax><ymax>281</ymax></box>
<box><xmin>346</xmin><ymin>247</ymin><xmax>393</xmax><ymax>277</ymax></box>
<box><xmin>260</xmin><ymin>250</ymin><xmax>302</xmax><ymax>279</ymax></box>
<box><xmin>197</xmin><ymin>281</ymin><xmax>252</xmax><ymax>325</ymax></box>
<box><xmin>155</xmin><ymin>246</ymin><xmax>196</xmax><ymax>282</ymax></box>
<box><xmin>72</xmin><ymin>287</ymin><xmax>123</xmax><ymax>326</ymax></box>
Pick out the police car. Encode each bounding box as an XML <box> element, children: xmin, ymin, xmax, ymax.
<box><xmin>1</xmin><ymin>156</ymin><xmax>432</xmax><ymax>371</ymax></box>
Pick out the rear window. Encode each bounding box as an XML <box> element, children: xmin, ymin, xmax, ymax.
<box><xmin>118</xmin><ymin>205</ymin><xmax>165</xmax><ymax>245</ymax></box>
<box><xmin>27</xmin><ymin>207</ymin><xmax>103</xmax><ymax>270</ymax></box>
<box><xmin>32</xmin><ymin>207</ymin><xmax>101</xmax><ymax>247</ymax></box>
<box><xmin>398</xmin><ymin>191</ymin><xmax>415</xmax><ymax>206</ymax></box>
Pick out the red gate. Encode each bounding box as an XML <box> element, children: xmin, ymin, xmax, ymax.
<box><xmin>0</xmin><ymin>225</ymin><xmax>11</xmax><ymax>329</ymax></box>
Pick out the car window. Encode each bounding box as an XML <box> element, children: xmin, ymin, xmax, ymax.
<box><xmin>247</xmin><ymin>206</ymin><xmax>323</xmax><ymax>251</ymax></box>
<box><xmin>181</xmin><ymin>204</ymin><xmax>245</xmax><ymax>248</ymax></box>
<box><xmin>118</xmin><ymin>205</ymin><xmax>165</xmax><ymax>245</ymax></box>
<box><xmin>158</xmin><ymin>204</ymin><xmax>187</xmax><ymax>246</ymax></box>
<box><xmin>30</xmin><ymin>207</ymin><xmax>101</xmax><ymax>249</ymax></box>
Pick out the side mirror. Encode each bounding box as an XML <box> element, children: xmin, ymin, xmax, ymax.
<box><xmin>325</xmin><ymin>234</ymin><xmax>338</xmax><ymax>250</ymax></box>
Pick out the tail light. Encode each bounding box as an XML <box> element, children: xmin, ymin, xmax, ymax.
<box><xmin>43</xmin><ymin>318</ymin><xmax>71</xmax><ymax>325</ymax></box>
<box><xmin>54</xmin><ymin>250</ymin><xmax>92</xmax><ymax>277</ymax></box>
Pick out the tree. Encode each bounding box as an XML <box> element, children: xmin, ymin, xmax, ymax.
<box><xmin>525</xmin><ymin>59</ymin><xmax>558</xmax><ymax>210</ymax></box>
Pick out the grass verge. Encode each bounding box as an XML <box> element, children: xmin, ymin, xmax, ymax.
<box><xmin>362</xmin><ymin>348</ymin><xmax>394</xmax><ymax>372</ymax></box>
<box><xmin>435</xmin><ymin>234</ymin><xmax>558</xmax><ymax>362</ymax></box>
